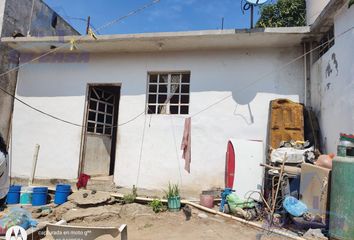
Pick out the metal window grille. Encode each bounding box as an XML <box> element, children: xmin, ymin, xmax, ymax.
<box><xmin>319</xmin><ymin>25</ymin><xmax>335</xmax><ymax>58</ymax></box>
<box><xmin>147</xmin><ymin>72</ymin><xmax>190</xmax><ymax>115</ymax></box>
<box><xmin>87</xmin><ymin>88</ymin><xmax>115</xmax><ymax>135</ymax></box>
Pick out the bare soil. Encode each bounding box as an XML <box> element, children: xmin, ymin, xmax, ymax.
<box><xmin>40</xmin><ymin>201</ymin><xmax>289</xmax><ymax>240</ymax></box>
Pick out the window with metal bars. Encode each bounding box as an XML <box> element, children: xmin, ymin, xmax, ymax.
<box><xmin>87</xmin><ymin>88</ymin><xmax>115</xmax><ymax>135</ymax></box>
<box><xmin>319</xmin><ymin>25</ymin><xmax>335</xmax><ymax>58</ymax></box>
<box><xmin>147</xmin><ymin>72</ymin><xmax>190</xmax><ymax>115</ymax></box>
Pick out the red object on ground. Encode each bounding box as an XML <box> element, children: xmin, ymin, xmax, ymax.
<box><xmin>225</xmin><ymin>141</ymin><xmax>235</xmax><ymax>189</ymax></box>
<box><xmin>200</xmin><ymin>193</ymin><xmax>215</xmax><ymax>209</ymax></box>
<box><xmin>76</xmin><ymin>173</ymin><xmax>91</xmax><ymax>189</ymax></box>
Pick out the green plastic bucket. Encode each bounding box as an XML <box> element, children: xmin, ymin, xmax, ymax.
<box><xmin>168</xmin><ymin>196</ymin><xmax>181</xmax><ymax>212</ymax></box>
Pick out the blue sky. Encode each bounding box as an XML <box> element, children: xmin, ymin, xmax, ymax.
<box><xmin>44</xmin><ymin>0</ymin><xmax>273</xmax><ymax>35</ymax></box>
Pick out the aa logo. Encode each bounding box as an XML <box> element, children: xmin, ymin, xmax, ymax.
<box><xmin>5</xmin><ymin>226</ymin><xmax>27</xmax><ymax>240</ymax></box>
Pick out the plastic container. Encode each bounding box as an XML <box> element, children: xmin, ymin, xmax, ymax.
<box><xmin>200</xmin><ymin>191</ymin><xmax>215</xmax><ymax>209</ymax></box>
<box><xmin>283</xmin><ymin>196</ymin><xmax>307</xmax><ymax>217</ymax></box>
<box><xmin>6</xmin><ymin>185</ymin><xmax>21</xmax><ymax>204</ymax></box>
<box><xmin>167</xmin><ymin>196</ymin><xmax>181</xmax><ymax>212</ymax></box>
<box><xmin>329</xmin><ymin>156</ymin><xmax>354</xmax><ymax>239</ymax></box>
<box><xmin>54</xmin><ymin>184</ymin><xmax>71</xmax><ymax>205</ymax></box>
<box><xmin>32</xmin><ymin>187</ymin><xmax>48</xmax><ymax>206</ymax></box>
<box><xmin>20</xmin><ymin>186</ymin><xmax>33</xmax><ymax>205</ymax></box>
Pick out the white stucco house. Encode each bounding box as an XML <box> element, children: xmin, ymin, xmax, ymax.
<box><xmin>2</xmin><ymin>0</ymin><xmax>353</xmax><ymax>192</ymax></box>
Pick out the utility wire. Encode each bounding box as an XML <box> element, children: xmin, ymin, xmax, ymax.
<box><xmin>0</xmin><ymin>0</ymin><xmax>162</xmax><ymax>128</ymax></box>
<box><xmin>0</xmin><ymin>24</ymin><xmax>353</xmax><ymax>129</ymax></box>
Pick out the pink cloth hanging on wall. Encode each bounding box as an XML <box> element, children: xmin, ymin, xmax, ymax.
<box><xmin>181</xmin><ymin>117</ymin><xmax>191</xmax><ymax>173</ymax></box>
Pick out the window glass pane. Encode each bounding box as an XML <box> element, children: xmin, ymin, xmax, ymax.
<box><xmin>171</xmin><ymin>95</ymin><xmax>179</xmax><ymax>104</ymax></box>
<box><xmin>96</xmin><ymin>124</ymin><xmax>104</xmax><ymax>134</ymax></box>
<box><xmin>149</xmin><ymin>74</ymin><xmax>158</xmax><ymax>83</ymax></box>
<box><xmin>106</xmin><ymin>96</ymin><xmax>114</xmax><ymax>104</ymax></box>
<box><xmin>107</xmin><ymin>105</ymin><xmax>113</xmax><ymax>114</ymax></box>
<box><xmin>103</xmin><ymin>92</ymin><xmax>111</xmax><ymax>100</ymax></box>
<box><xmin>105</xmin><ymin>127</ymin><xmax>112</xmax><ymax>135</ymax></box>
<box><xmin>171</xmin><ymin>74</ymin><xmax>180</xmax><ymax>84</ymax></box>
<box><xmin>158</xmin><ymin>105</ymin><xmax>167</xmax><ymax>114</ymax></box>
<box><xmin>159</xmin><ymin>74</ymin><xmax>168</xmax><ymax>84</ymax></box>
<box><xmin>170</xmin><ymin>105</ymin><xmax>179</xmax><ymax>115</ymax></box>
<box><xmin>89</xmin><ymin>100</ymin><xmax>97</xmax><ymax>110</ymax></box>
<box><xmin>90</xmin><ymin>90</ymin><xmax>97</xmax><ymax>100</ymax></box>
<box><xmin>87</xmin><ymin>122</ymin><xmax>95</xmax><ymax>133</ymax></box>
<box><xmin>158</xmin><ymin>95</ymin><xmax>167</xmax><ymax>104</ymax></box>
<box><xmin>171</xmin><ymin>84</ymin><xmax>179</xmax><ymax>94</ymax></box>
<box><xmin>98</xmin><ymin>102</ymin><xmax>105</xmax><ymax>112</ymax></box>
<box><xmin>149</xmin><ymin>84</ymin><xmax>157</xmax><ymax>93</ymax></box>
<box><xmin>148</xmin><ymin>94</ymin><xmax>157</xmax><ymax>104</ymax></box>
<box><xmin>88</xmin><ymin>111</ymin><xmax>96</xmax><ymax>121</ymax></box>
<box><xmin>97</xmin><ymin>113</ymin><xmax>105</xmax><ymax>123</ymax></box>
<box><xmin>181</xmin><ymin>95</ymin><xmax>189</xmax><ymax>104</ymax></box>
<box><xmin>182</xmin><ymin>74</ymin><xmax>190</xmax><ymax>83</ymax></box>
<box><xmin>158</xmin><ymin>84</ymin><xmax>167</xmax><ymax>94</ymax></box>
<box><xmin>181</xmin><ymin>84</ymin><xmax>190</xmax><ymax>94</ymax></box>
<box><xmin>94</xmin><ymin>89</ymin><xmax>103</xmax><ymax>99</ymax></box>
<box><xmin>180</xmin><ymin>106</ymin><xmax>189</xmax><ymax>115</ymax></box>
<box><xmin>106</xmin><ymin>115</ymin><xmax>113</xmax><ymax>124</ymax></box>
<box><xmin>148</xmin><ymin>105</ymin><xmax>156</xmax><ymax>114</ymax></box>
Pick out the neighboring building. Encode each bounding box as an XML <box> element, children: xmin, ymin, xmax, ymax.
<box><xmin>1</xmin><ymin>0</ymin><xmax>353</xmax><ymax>192</ymax></box>
<box><xmin>307</xmin><ymin>0</ymin><xmax>354</xmax><ymax>154</ymax></box>
<box><xmin>0</xmin><ymin>0</ymin><xmax>79</xmax><ymax>144</ymax></box>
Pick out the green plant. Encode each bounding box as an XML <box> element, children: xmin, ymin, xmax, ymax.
<box><xmin>149</xmin><ymin>199</ymin><xmax>166</xmax><ymax>213</ymax></box>
<box><xmin>349</xmin><ymin>0</ymin><xmax>354</xmax><ymax>8</ymax></box>
<box><xmin>256</xmin><ymin>0</ymin><xmax>306</xmax><ymax>28</ymax></box>
<box><xmin>164</xmin><ymin>183</ymin><xmax>180</xmax><ymax>199</ymax></box>
<box><xmin>122</xmin><ymin>185</ymin><xmax>138</xmax><ymax>204</ymax></box>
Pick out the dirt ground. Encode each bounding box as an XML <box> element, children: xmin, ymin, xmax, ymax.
<box><xmin>1</xmin><ymin>190</ymin><xmax>303</xmax><ymax>240</ymax></box>
<box><xmin>30</xmin><ymin>198</ymin><xmax>292</xmax><ymax>240</ymax></box>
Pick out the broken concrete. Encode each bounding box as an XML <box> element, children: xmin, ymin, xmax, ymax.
<box><xmin>68</xmin><ymin>190</ymin><xmax>114</xmax><ymax>207</ymax></box>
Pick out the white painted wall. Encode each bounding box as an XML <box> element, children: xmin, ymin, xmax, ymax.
<box><xmin>310</xmin><ymin>5</ymin><xmax>354</xmax><ymax>154</ymax></box>
<box><xmin>12</xmin><ymin>47</ymin><xmax>304</xmax><ymax>192</ymax></box>
<box><xmin>306</xmin><ymin>0</ymin><xmax>330</xmax><ymax>25</ymax></box>
<box><xmin>0</xmin><ymin>0</ymin><xmax>5</xmax><ymax>36</ymax></box>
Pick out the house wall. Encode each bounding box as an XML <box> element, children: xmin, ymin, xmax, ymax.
<box><xmin>11</xmin><ymin>47</ymin><xmax>304</xmax><ymax>191</ymax></box>
<box><xmin>306</xmin><ymin>0</ymin><xmax>330</xmax><ymax>26</ymax></box>
<box><xmin>0</xmin><ymin>0</ymin><xmax>78</xmax><ymax>144</ymax></box>
<box><xmin>0</xmin><ymin>0</ymin><xmax>5</xmax><ymax>35</ymax></box>
<box><xmin>310</xmin><ymin>5</ymin><xmax>354</xmax><ymax>154</ymax></box>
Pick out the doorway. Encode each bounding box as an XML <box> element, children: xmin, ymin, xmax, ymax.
<box><xmin>81</xmin><ymin>84</ymin><xmax>121</xmax><ymax>176</ymax></box>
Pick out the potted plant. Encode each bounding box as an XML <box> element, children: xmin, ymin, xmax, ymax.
<box><xmin>165</xmin><ymin>183</ymin><xmax>181</xmax><ymax>212</ymax></box>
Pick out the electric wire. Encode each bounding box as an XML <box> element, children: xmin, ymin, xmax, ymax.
<box><xmin>0</xmin><ymin>0</ymin><xmax>162</xmax><ymax>128</ymax></box>
<box><xmin>0</xmin><ymin>20</ymin><xmax>353</xmax><ymax>130</ymax></box>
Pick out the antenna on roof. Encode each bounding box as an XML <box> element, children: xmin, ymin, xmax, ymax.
<box><xmin>243</xmin><ymin>0</ymin><xmax>269</xmax><ymax>29</ymax></box>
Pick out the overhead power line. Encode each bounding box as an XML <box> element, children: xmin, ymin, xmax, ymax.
<box><xmin>0</xmin><ymin>19</ymin><xmax>353</xmax><ymax>129</ymax></box>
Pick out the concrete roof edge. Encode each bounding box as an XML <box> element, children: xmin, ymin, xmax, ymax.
<box><xmin>310</xmin><ymin>0</ymin><xmax>347</xmax><ymax>33</ymax></box>
<box><xmin>0</xmin><ymin>27</ymin><xmax>311</xmax><ymax>44</ymax></box>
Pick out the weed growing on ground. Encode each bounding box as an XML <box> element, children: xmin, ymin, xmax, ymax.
<box><xmin>122</xmin><ymin>185</ymin><xmax>138</xmax><ymax>204</ymax></box>
<box><xmin>149</xmin><ymin>199</ymin><xmax>166</xmax><ymax>213</ymax></box>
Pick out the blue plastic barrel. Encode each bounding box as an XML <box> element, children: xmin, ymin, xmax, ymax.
<box><xmin>6</xmin><ymin>185</ymin><xmax>21</xmax><ymax>204</ymax></box>
<box><xmin>54</xmin><ymin>184</ymin><xmax>71</xmax><ymax>205</ymax></box>
<box><xmin>32</xmin><ymin>187</ymin><xmax>48</xmax><ymax>206</ymax></box>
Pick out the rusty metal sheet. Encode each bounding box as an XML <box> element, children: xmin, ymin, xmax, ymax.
<box><xmin>268</xmin><ymin>99</ymin><xmax>304</xmax><ymax>149</ymax></box>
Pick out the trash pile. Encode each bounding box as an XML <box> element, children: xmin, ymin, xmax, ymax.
<box><xmin>206</xmin><ymin>99</ymin><xmax>354</xmax><ymax>239</ymax></box>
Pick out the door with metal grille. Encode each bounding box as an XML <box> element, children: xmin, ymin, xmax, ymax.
<box><xmin>82</xmin><ymin>85</ymin><xmax>120</xmax><ymax>176</ymax></box>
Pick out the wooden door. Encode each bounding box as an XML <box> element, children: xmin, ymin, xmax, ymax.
<box><xmin>269</xmin><ymin>99</ymin><xmax>304</xmax><ymax>149</ymax></box>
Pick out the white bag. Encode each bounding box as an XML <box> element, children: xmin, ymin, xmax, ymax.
<box><xmin>270</xmin><ymin>147</ymin><xmax>314</xmax><ymax>164</ymax></box>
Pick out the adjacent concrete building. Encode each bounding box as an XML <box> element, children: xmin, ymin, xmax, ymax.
<box><xmin>0</xmin><ymin>0</ymin><xmax>79</xmax><ymax>144</ymax></box>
